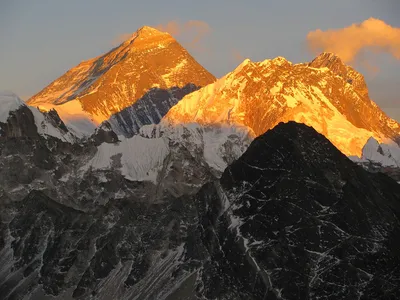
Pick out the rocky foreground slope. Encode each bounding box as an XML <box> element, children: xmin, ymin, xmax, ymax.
<box><xmin>1</xmin><ymin>122</ymin><xmax>399</xmax><ymax>300</ymax></box>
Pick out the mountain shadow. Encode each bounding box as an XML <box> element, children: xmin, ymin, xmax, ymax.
<box><xmin>101</xmin><ymin>83</ymin><xmax>201</xmax><ymax>138</ymax></box>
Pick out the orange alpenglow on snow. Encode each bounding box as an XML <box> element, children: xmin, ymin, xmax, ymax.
<box><xmin>163</xmin><ymin>53</ymin><xmax>400</xmax><ymax>157</ymax></box>
<box><xmin>27</xmin><ymin>25</ymin><xmax>216</xmax><ymax>131</ymax></box>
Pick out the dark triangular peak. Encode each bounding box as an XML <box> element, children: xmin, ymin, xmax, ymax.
<box><xmin>196</xmin><ymin>121</ymin><xmax>400</xmax><ymax>299</ymax></box>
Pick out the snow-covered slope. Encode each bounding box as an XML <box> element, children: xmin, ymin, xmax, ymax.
<box><xmin>351</xmin><ymin>137</ymin><xmax>400</xmax><ymax>168</ymax></box>
<box><xmin>27</xmin><ymin>26</ymin><xmax>215</xmax><ymax>136</ymax></box>
<box><xmin>81</xmin><ymin>122</ymin><xmax>253</xmax><ymax>188</ymax></box>
<box><xmin>140</xmin><ymin>122</ymin><xmax>253</xmax><ymax>173</ymax></box>
<box><xmin>33</xmin><ymin>100</ymin><xmax>97</xmax><ymax>138</ymax></box>
<box><xmin>82</xmin><ymin>135</ymin><xmax>169</xmax><ymax>183</ymax></box>
<box><xmin>163</xmin><ymin>53</ymin><xmax>400</xmax><ymax>157</ymax></box>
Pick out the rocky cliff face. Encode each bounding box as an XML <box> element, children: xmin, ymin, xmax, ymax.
<box><xmin>27</xmin><ymin>26</ymin><xmax>216</xmax><ymax>134</ymax></box>
<box><xmin>163</xmin><ymin>53</ymin><xmax>400</xmax><ymax>156</ymax></box>
<box><xmin>1</xmin><ymin>122</ymin><xmax>399</xmax><ymax>300</ymax></box>
<box><xmin>0</xmin><ymin>105</ymin><xmax>39</xmax><ymax>138</ymax></box>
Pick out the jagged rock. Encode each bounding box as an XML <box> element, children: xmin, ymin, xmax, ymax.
<box><xmin>91</xmin><ymin>122</ymin><xmax>119</xmax><ymax>146</ymax></box>
<box><xmin>309</xmin><ymin>52</ymin><xmax>369</xmax><ymax>98</ymax></box>
<box><xmin>44</xmin><ymin>109</ymin><xmax>69</xmax><ymax>133</ymax></box>
<box><xmin>0</xmin><ymin>105</ymin><xmax>39</xmax><ymax>138</ymax></box>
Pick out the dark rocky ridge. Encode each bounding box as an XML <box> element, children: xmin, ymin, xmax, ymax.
<box><xmin>1</xmin><ymin>121</ymin><xmax>399</xmax><ymax>299</ymax></box>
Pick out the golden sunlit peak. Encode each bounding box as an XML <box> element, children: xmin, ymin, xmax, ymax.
<box><xmin>116</xmin><ymin>26</ymin><xmax>173</xmax><ymax>47</ymax></box>
<box><xmin>271</xmin><ymin>56</ymin><xmax>292</xmax><ymax>66</ymax></box>
<box><xmin>233</xmin><ymin>58</ymin><xmax>252</xmax><ymax>73</ymax></box>
<box><xmin>137</xmin><ymin>25</ymin><xmax>169</xmax><ymax>36</ymax></box>
<box><xmin>315</xmin><ymin>52</ymin><xmax>341</xmax><ymax>61</ymax></box>
<box><xmin>310</xmin><ymin>52</ymin><xmax>346</xmax><ymax>68</ymax></box>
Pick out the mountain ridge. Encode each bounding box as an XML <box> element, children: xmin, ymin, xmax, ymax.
<box><xmin>163</xmin><ymin>52</ymin><xmax>400</xmax><ymax>156</ymax></box>
<box><xmin>27</xmin><ymin>26</ymin><xmax>216</xmax><ymax>134</ymax></box>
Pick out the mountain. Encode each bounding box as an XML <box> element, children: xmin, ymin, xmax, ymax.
<box><xmin>1</xmin><ymin>122</ymin><xmax>399</xmax><ymax>299</ymax></box>
<box><xmin>163</xmin><ymin>52</ymin><xmax>400</xmax><ymax>156</ymax></box>
<box><xmin>350</xmin><ymin>137</ymin><xmax>400</xmax><ymax>182</ymax></box>
<box><xmin>27</xmin><ymin>26</ymin><xmax>216</xmax><ymax>136</ymax></box>
<box><xmin>83</xmin><ymin>123</ymin><xmax>252</xmax><ymax>187</ymax></box>
<box><xmin>192</xmin><ymin>121</ymin><xmax>400</xmax><ymax>299</ymax></box>
<box><xmin>353</xmin><ymin>137</ymin><xmax>400</xmax><ymax>168</ymax></box>
<box><xmin>0</xmin><ymin>91</ymin><xmax>75</xmax><ymax>142</ymax></box>
<box><xmin>0</xmin><ymin>93</ymin><xmax>250</xmax><ymax>209</ymax></box>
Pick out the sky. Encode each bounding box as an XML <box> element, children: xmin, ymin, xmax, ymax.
<box><xmin>0</xmin><ymin>0</ymin><xmax>399</xmax><ymax>121</ymax></box>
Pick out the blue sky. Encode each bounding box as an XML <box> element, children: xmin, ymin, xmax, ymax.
<box><xmin>1</xmin><ymin>0</ymin><xmax>399</xmax><ymax>120</ymax></box>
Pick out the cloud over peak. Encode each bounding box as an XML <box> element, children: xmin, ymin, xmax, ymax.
<box><xmin>307</xmin><ymin>18</ymin><xmax>400</xmax><ymax>63</ymax></box>
<box><xmin>155</xmin><ymin>20</ymin><xmax>211</xmax><ymax>52</ymax></box>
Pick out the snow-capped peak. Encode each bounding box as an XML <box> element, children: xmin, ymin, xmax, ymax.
<box><xmin>233</xmin><ymin>58</ymin><xmax>253</xmax><ymax>74</ymax></box>
<box><xmin>358</xmin><ymin>137</ymin><xmax>400</xmax><ymax>168</ymax></box>
<box><xmin>138</xmin><ymin>25</ymin><xmax>168</xmax><ymax>36</ymax></box>
<box><xmin>0</xmin><ymin>91</ymin><xmax>25</xmax><ymax>123</ymax></box>
<box><xmin>27</xmin><ymin>25</ymin><xmax>215</xmax><ymax>137</ymax></box>
<box><xmin>163</xmin><ymin>54</ymin><xmax>400</xmax><ymax>157</ymax></box>
<box><xmin>120</xmin><ymin>25</ymin><xmax>173</xmax><ymax>47</ymax></box>
<box><xmin>271</xmin><ymin>56</ymin><xmax>291</xmax><ymax>66</ymax></box>
<box><xmin>317</xmin><ymin>52</ymin><xmax>340</xmax><ymax>60</ymax></box>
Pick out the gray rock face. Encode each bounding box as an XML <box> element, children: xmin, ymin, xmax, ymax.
<box><xmin>0</xmin><ymin>106</ymin><xmax>39</xmax><ymax>138</ymax></box>
<box><xmin>91</xmin><ymin>122</ymin><xmax>120</xmax><ymax>146</ymax></box>
<box><xmin>0</xmin><ymin>190</ymin><xmax>202</xmax><ymax>300</ymax></box>
<box><xmin>1</xmin><ymin>122</ymin><xmax>400</xmax><ymax>299</ymax></box>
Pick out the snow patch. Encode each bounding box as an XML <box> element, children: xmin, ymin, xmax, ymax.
<box><xmin>83</xmin><ymin>135</ymin><xmax>169</xmax><ymax>183</ymax></box>
<box><xmin>161</xmin><ymin>59</ymin><xmax>188</xmax><ymax>86</ymax></box>
<box><xmin>269</xmin><ymin>82</ymin><xmax>283</xmax><ymax>95</ymax></box>
<box><xmin>141</xmin><ymin>122</ymin><xmax>253</xmax><ymax>174</ymax></box>
<box><xmin>282</xmin><ymin>94</ymin><xmax>298</xmax><ymax>108</ymax></box>
<box><xmin>29</xmin><ymin>107</ymin><xmax>75</xmax><ymax>143</ymax></box>
<box><xmin>37</xmin><ymin>100</ymin><xmax>98</xmax><ymax>137</ymax></box>
<box><xmin>361</xmin><ymin>137</ymin><xmax>400</xmax><ymax>167</ymax></box>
